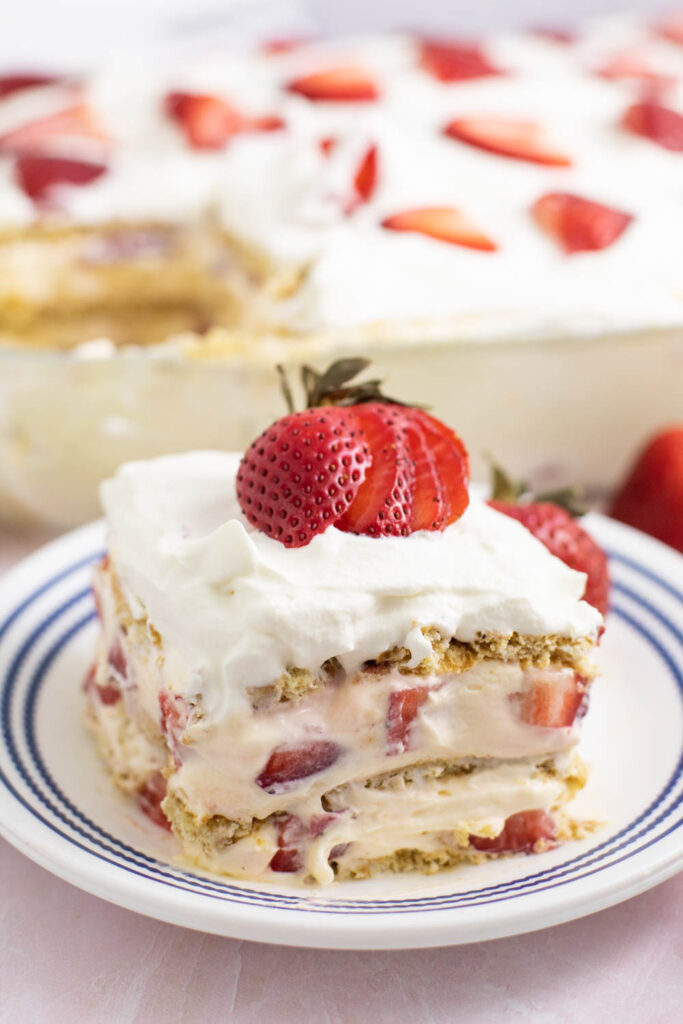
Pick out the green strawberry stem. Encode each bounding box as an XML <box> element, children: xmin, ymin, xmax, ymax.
<box><xmin>488</xmin><ymin>458</ymin><xmax>587</xmax><ymax>517</ymax></box>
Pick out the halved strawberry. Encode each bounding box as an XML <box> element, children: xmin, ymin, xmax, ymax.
<box><xmin>137</xmin><ymin>772</ymin><xmax>171</xmax><ymax>832</ymax></box>
<box><xmin>15</xmin><ymin>154</ymin><xmax>106</xmax><ymax>202</ymax></box>
<box><xmin>286</xmin><ymin>66</ymin><xmax>379</xmax><ymax>102</ymax></box>
<box><xmin>444</xmin><ymin>117</ymin><xmax>572</xmax><ymax>167</ymax></box>
<box><xmin>236</xmin><ymin>406</ymin><xmax>371</xmax><ymax>547</ymax></box>
<box><xmin>0</xmin><ymin>73</ymin><xmax>62</xmax><ymax>99</ymax></box>
<box><xmin>165</xmin><ymin>91</ymin><xmax>283</xmax><ymax>150</ymax></box>
<box><xmin>517</xmin><ymin>669</ymin><xmax>587</xmax><ymax>728</ymax></box>
<box><xmin>382</xmin><ymin>206</ymin><xmax>496</xmax><ymax>252</ymax></box>
<box><xmin>256</xmin><ymin>740</ymin><xmax>342</xmax><ymax>792</ymax></box>
<box><xmin>0</xmin><ymin>102</ymin><xmax>109</xmax><ymax>152</ymax></box>
<box><xmin>386</xmin><ymin>686</ymin><xmax>429</xmax><ymax>755</ymax></box>
<box><xmin>656</xmin><ymin>13</ymin><xmax>683</xmax><ymax>45</ymax></box>
<box><xmin>469</xmin><ymin>809</ymin><xmax>557</xmax><ymax>853</ymax></box>
<box><xmin>621</xmin><ymin>101</ymin><xmax>683</xmax><ymax>152</ymax></box>
<box><xmin>532</xmin><ymin>192</ymin><xmax>633</xmax><ymax>253</ymax></box>
<box><xmin>336</xmin><ymin>403</ymin><xmax>414</xmax><ymax>537</ymax></box>
<box><xmin>418</xmin><ymin>39</ymin><xmax>501</xmax><ymax>82</ymax></box>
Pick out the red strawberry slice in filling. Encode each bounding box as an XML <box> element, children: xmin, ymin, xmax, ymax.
<box><xmin>336</xmin><ymin>403</ymin><xmax>415</xmax><ymax>537</ymax></box>
<box><xmin>382</xmin><ymin>207</ymin><xmax>497</xmax><ymax>252</ymax></box>
<box><xmin>418</xmin><ymin>39</ymin><xmax>501</xmax><ymax>82</ymax></box>
<box><xmin>444</xmin><ymin>117</ymin><xmax>571</xmax><ymax>167</ymax></box>
<box><xmin>82</xmin><ymin>664</ymin><xmax>122</xmax><ymax>706</ymax></box>
<box><xmin>517</xmin><ymin>670</ymin><xmax>587</xmax><ymax>728</ymax></box>
<box><xmin>386</xmin><ymin>686</ymin><xmax>430</xmax><ymax>755</ymax></box>
<box><xmin>0</xmin><ymin>103</ymin><xmax>109</xmax><ymax>152</ymax></box>
<box><xmin>256</xmin><ymin>740</ymin><xmax>342</xmax><ymax>793</ymax></box>
<box><xmin>15</xmin><ymin>155</ymin><xmax>106</xmax><ymax>203</ymax></box>
<box><xmin>532</xmin><ymin>192</ymin><xmax>633</xmax><ymax>253</ymax></box>
<box><xmin>138</xmin><ymin>771</ymin><xmax>171</xmax><ymax>831</ymax></box>
<box><xmin>470</xmin><ymin>809</ymin><xmax>557</xmax><ymax>853</ymax></box>
<box><xmin>621</xmin><ymin>101</ymin><xmax>683</xmax><ymax>152</ymax></box>
<box><xmin>0</xmin><ymin>73</ymin><xmax>62</xmax><ymax>99</ymax></box>
<box><xmin>286</xmin><ymin>66</ymin><xmax>379</xmax><ymax>102</ymax></box>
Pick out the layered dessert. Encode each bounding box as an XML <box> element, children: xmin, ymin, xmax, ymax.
<box><xmin>0</xmin><ymin>12</ymin><xmax>682</xmax><ymax>348</ymax></box>
<box><xmin>86</xmin><ymin>361</ymin><xmax>606</xmax><ymax>883</ymax></box>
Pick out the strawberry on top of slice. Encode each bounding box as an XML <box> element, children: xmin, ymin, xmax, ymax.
<box><xmin>488</xmin><ymin>463</ymin><xmax>609</xmax><ymax>617</ymax></box>
<box><xmin>236</xmin><ymin>358</ymin><xmax>470</xmax><ymax>548</ymax></box>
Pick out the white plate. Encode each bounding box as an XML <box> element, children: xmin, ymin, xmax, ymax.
<box><xmin>0</xmin><ymin>515</ymin><xmax>681</xmax><ymax>949</ymax></box>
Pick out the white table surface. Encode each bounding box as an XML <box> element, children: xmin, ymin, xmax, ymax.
<box><xmin>0</xmin><ymin>529</ymin><xmax>681</xmax><ymax>1024</ymax></box>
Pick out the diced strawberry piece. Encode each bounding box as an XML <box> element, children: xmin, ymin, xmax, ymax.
<box><xmin>444</xmin><ymin>117</ymin><xmax>572</xmax><ymax>167</ymax></box>
<box><xmin>15</xmin><ymin>155</ymin><xmax>106</xmax><ymax>202</ymax></box>
<box><xmin>256</xmin><ymin>740</ymin><xmax>342</xmax><ymax>792</ymax></box>
<box><xmin>107</xmin><ymin>637</ymin><xmax>127</xmax><ymax>678</ymax></box>
<box><xmin>249</xmin><ymin>114</ymin><xmax>285</xmax><ymax>132</ymax></box>
<box><xmin>381</xmin><ymin>207</ymin><xmax>497</xmax><ymax>252</ymax></box>
<box><xmin>137</xmin><ymin>771</ymin><xmax>171</xmax><ymax>831</ymax></box>
<box><xmin>597</xmin><ymin>52</ymin><xmax>668</xmax><ymax>85</ymax></box>
<box><xmin>0</xmin><ymin>73</ymin><xmax>62</xmax><ymax>99</ymax></box>
<box><xmin>621</xmin><ymin>101</ymin><xmax>683</xmax><ymax>152</ymax></box>
<box><xmin>319</xmin><ymin>135</ymin><xmax>337</xmax><ymax>156</ymax></box>
<box><xmin>529</xmin><ymin>27</ymin><xmax>577</xmax><ymax>44</ymax></box>
<box><xmin>261</xmin><ymin>37</ymin><xmax>311</xmax><ymax>55</ymax></box>
<box><xmin>351</xmin><ymin>143</ymin><xmax>377</xmax><ymax>205</ymax></box>
<box><xmin>165</xmin><ymin>91</ymin><xmax>244</xmax><ymax>149</ymax></box>
<box><xmin>286</xmin><ymin>66</ymin><xmax>379</xmax><ymax>102</ymax></box>
<box><xmin>83</xmin><ymin>663</ymin><xmax>121</xmax><ymax>706</ymax></box>
<box><xmin>0</xmin><ymin>103</ymin><xmax>109</xmax><ymax>152</ymax></box>
<box><xmin>269</xmin><ymin>814</ymin><xmax>307</xmax><ymax>872</ymax></box>
<box><xmin>517</xmin><ymin>669</ymin><xmax>587</xmax><ymax>728</ymax></box>
<box><xmin>656</xmin><ymin>13</ymin><xmax>683</xmax><ymax>45</ymax></box>
<box><xmin>336</xmin><ymin>402</ymin><xmax>415</xmax><ymax>536</ymax></box>
<box><xmin>532</xmin><ymin>192</ymin><xmax>633</xmax><ymax>253</ymax></box>
<box><xmin>386</xmin><ymin>686</ymin><xmax>429</xmax><ymax>755</ymax></box>
<box><xmin>159</xmin><ymin>692</ymin><xmax>190</xmax><ymax>763</ymax></box>
<box><xmin>470</xmin><ymin>809</ymin><xmax>557</xmax><ymax>853</ymax></box>
<box><xmin>309</xmin><ymin>813</ymin><xmax>338</xmax><ymax>837</ymax></box>
<box><xmin>418</xmin><ymin>39</ymin><xmax>501</xmax><ymax>82</ymax></box>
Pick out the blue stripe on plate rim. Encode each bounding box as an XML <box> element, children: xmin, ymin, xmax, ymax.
<box><xmin>0</xmin><ymin>544</ymin><xmax>680</xmax><ymax>915</ymax></box>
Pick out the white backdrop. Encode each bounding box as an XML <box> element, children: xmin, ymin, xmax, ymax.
<box><xmin>1</xmin><ymin>0</ymin><xmax>677</xmax><ymax>66</ymax></box>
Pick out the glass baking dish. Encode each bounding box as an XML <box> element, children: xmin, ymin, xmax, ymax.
<box><xmin>1</xmin><ymin>323</ymin><xmax>681</xmax><ymax>528</ymax></box>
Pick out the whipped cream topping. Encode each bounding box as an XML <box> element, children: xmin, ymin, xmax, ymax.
<box><xmin>1</xmin><ymin>15</ymin><xmax>682</xmax><ymax>339</ymax></box>
<box><xmin>101</xmin><ymin>450</ymin><xmax>601</xmax><ymax>722</ymax></box>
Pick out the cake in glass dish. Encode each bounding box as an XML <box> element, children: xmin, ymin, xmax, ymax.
<box><xmin>86</xmin><ymin>361</ymin><xmax>606</xmax><ymax>884</ymax></box>
<box><xmin>1</xmin><ymin>12</ymin><xmax>681</xmax><ymax>527</ymax></box>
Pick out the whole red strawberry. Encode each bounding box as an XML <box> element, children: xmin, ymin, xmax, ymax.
<box><xmin>488</xmin><ymin>467</ymin><xmax>609</xmax><ymax>617</ymax></box>
<box><xmin>609</xmin><ymin>426</ymin><xmax>683</xmax><ymax>553</ymax></box>
<box><xmin>236</xmin><ymin>359</ymin><xmax>470</xmax><ymax>547</ymax></box>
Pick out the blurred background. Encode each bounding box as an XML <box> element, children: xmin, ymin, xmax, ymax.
<box><xmin>2</xmin><ymin>0</ymin><xmax>679</xmax><ymax>65</ymax></box>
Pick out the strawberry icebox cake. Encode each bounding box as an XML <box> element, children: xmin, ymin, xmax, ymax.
<box><xmin>86</xmin><ymin>361</ymin><xmax>608</xmax><ymax>884</ymax></box>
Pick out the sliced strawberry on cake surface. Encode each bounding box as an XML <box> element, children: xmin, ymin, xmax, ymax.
<box><xmin>345</xmin><ymin>143</ymin><xmax>378</xmax><ymax>213</ymax></box>
<box><xmin>165</xmin><ymin>91</ymin><xmax>284</xmax><ymax>150</ymax></box>
<box><xmin>418</xmin><ymin>39</ymin><xmax>501</xmax><ymax>82</ymax></box>
<box><xmin>381</xmin><ymin>207</ymin><xmax>497</xmax><ymax>252</ymax></box>
<box><xmin>444</xmin><ymin>116</ymin><xmax>572</xmax><ymax>167</ymax></box>
<box><xmin>621</xmin><ymin>100</ymin><xmax>683</xmax><ymax>152</ymax></box>
<box><xmin>0</xmin><ymin>73</ymin><xmax>62</xmax><ymax>99</ymax></box>
<box><xmin>15</xmin><ymin>154</ymin><xmax>107</xmax><ymax>202</ymax></box>
<box><xmin>532</xmin><ymin>192</ymin><xmax>633</xmax><ymax>253</ymax></box>
<box><xmin>0</xmin><ymin>102</ymin><xmax>109</xmax><ymax>152</ymax></box>
<box><xmin>655</xmin><ymin>13</ymin><xmax>683</xmax><ymax>45</ymax></box>
<box><xmin>286</xmin><ymin>66</ymin><xmax>379</xmax><ymax>102</ymax></box>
